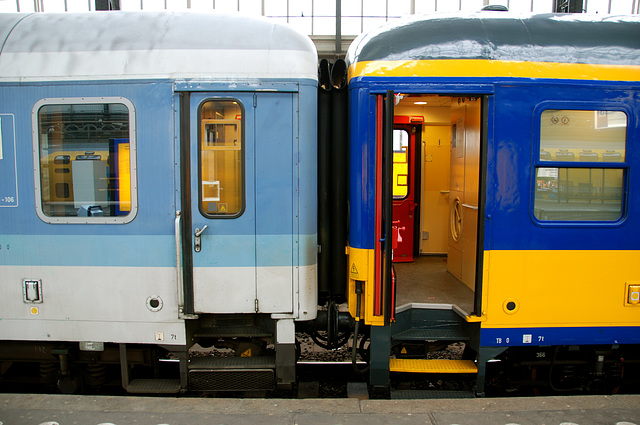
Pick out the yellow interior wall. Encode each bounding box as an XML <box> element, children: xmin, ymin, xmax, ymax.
<box><xmin>421</xmin><ymin>125</ymin><xmax>451</xmax><ymax>254</ymax></box>
<box><xmin>395</xmin><ymin>102</ymin><xmax>451</xmax><ymax>255</ymax></box>
<box><xmin>447</xmin><ymin>97</ymin><xmax>481</xmax><ymax>290</ymax></box>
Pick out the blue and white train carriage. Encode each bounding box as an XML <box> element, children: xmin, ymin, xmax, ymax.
<box><xmin>0</xmin><ymin>12</ymin><xmax>318</xmax><ymax>392</ymax></box>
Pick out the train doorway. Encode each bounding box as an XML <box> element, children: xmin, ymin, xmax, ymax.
<box><xmin>392</xmin><ymin>94</ymin><xmax>484</xmax><ymax>316</ymax></box>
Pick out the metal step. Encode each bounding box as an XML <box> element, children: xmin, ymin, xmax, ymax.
<box><xmin>188</xmin><ymin>356</ymin><xmax>275</xmax><ymax>392</ymax></box>
<box><xmin>391</xmin><ymin>390</ymin><xmax>475</xmax><ymax>399</ymax></box>
<box><xmin>126</xmin><ymin>379</ymin><xmax>181</xmax><ymax>394</ymax></box>
<box><xmin>392</xmin><ymin>322</ymin><xmax>469</xmax><ymax>341</ymax></box>
<box><xmin>390</xmin><ymin>359</ymin><xmax>478</xmax><ymax>374</ymax></box>
<box><xmin>189</xmin><ymin>355</ymin><xmax>275</xmax><ymax>370</ymax></box>
<box><xmin>194</xmin><ymin>326</ymin><xmax>272</xmax><ymax>338</ymax></box>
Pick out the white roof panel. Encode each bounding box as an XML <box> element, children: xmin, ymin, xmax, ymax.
<box><xmin>0</xmin><ymin>11</ymin><xmax>318</xmax><ymax>82</ymax></box>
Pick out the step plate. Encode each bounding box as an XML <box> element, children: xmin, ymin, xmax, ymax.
<box><xmin>126</xmin><ymin>379</ymin><xmax>181</xmax><ymax>394</ymax></box>
<box><xmin>392</xmin><ymin>390</ymin><xmax>475</xmax><ymax>399</ymax></box>
<box><xmin>389</xmin><ymin>359</ymin><xmax>477</xmax><ymax>374</ymax></box>
<box><xmin>189</xmin><ymin>356</ymin><xmax>275</xmax><ymax>370</ymax></box>
<box><xmin>189</xmin><ymin>369</ymin><xmax>274</xmax><ymax>392</ymax></box>
<box><xmin>392</xmin><ymin>326</ymin><xmax>469</xmax><ymax>341</ymax></box>
<box><xmin>194</xmin><ymin>326</ymin><xmax>272</xmax><ymax>338</ymax></box>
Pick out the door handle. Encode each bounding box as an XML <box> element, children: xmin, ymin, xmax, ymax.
<box><xmin>194</xmin><ymin>225</ymin><xmax>208</xmax><ymax>252</ymax></box>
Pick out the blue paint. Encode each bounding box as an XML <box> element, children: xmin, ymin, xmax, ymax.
<box><xmin>347</xmin><ymin>76</ymin><xmax>640</xmax><ymax>251</ymax></box>
<box><xmin>481</xmin><ymin>326</ymin><xmax>640</xmax><ymax>347</ymax></box>
<box><xmin>0</xmin><ymin>78</ymin><xmax>318</xmax><ymax>270</ymax></box>
<box><xmin>0</xmin><ymin>114</ymin><xmax>17</xmax><ymax>208</ymax></box>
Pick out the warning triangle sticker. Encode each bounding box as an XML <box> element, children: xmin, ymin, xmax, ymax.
<box><xmin>350</xmin><ymin>263</ymin><xmax>358</xmax><ymax>276</ymax></box>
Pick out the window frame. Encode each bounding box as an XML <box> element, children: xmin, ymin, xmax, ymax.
<box><xmin>530</xmin><ymin>101</ymin><xmax>631</xmax><ymax>227</ymax></box>
<box><xmin>197</xmin><ymin>97</ymin><xmax>246</xmax><ymax>219</ymax></box>
<box><xmin>32</xmin><ymin>97</ymin><xmax>138</xmax><ymax>224</ymax></box>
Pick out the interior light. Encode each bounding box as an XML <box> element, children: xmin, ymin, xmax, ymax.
<box><xmin>414</xmin><ymin>101</ymin><xmax>427</xmax><ymax>105</ymax></box>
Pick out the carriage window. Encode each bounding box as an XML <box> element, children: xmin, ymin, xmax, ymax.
<box><xmin>199</xmin><ymin>100</ymin><xmax>244</xmax><ymax>217</ymax></box>
<box><xmin>34</xmin><ymin>99</ymin><xmax>136</xmax><ymax>223</ymax></box>
<box><xmin>539</xmin><ymin>110</ymin><xmax>626</xmax><ymax>162</ymax></box>
<box><xmin>534</xmin><ymin>109</ymin><xmax>627</xmax><ymax>222</ymax></box>
<box><xmin>393</xmin><ymin>129</ymin><xmax>409</xmax><ymax>199</ymax></box>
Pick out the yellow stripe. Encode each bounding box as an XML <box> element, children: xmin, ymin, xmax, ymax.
<box><xmin>390</xmin><ymin>359</ymin><xmax>478</xmax><ymax>374</ymax></box>
<box><xmin>481</xmin><ymin>250</ymin><xmax>640</xmax><ymax>329</ymax></box>
<box><xmin>348</xmin><ymin>59</ymin><xmax>640</xmax><ymax>82</ymax></box>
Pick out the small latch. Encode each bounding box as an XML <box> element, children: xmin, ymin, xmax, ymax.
<box><xmin>23</xmin><ymin>279</ymin><xmax>43</xmax><ymax>303</ymax></box>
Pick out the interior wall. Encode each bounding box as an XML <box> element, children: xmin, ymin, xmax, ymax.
<box><xmin>447</xmin><ymin>97</ymin><xmax>481</xmax><ymax>290</ymax></box>
<box><xmin>395</xmin><ymin>101</ymin><xmax>451</xmax><ymax>255</ymax></box>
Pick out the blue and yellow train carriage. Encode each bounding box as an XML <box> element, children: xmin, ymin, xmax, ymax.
<box><xmin>345</xmin><ymin>12</ymin><xmax>640</xmax><ymax>394</ymax></box>
<box><xmin>0</xmin><ymin>12</ymin><xmax>318</xmax><ymax>392</ymax></box>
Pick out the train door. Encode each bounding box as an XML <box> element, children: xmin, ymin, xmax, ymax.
<box><xmin>183</xmin><ymin>91</ymin><xmax>295</xmax><ymax>314</ymax></box>
<box><xmin>390</xmin><ymin>94</ymin><xmax>484</xmax><ymax>315</ymax></box>
<box><xmin>392</xmin><ymin>120</ymin><xmax>421</xmax><ymax>263</ymax></box>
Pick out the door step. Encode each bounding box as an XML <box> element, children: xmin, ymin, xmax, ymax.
<box><xmin>390</xmin><ymin>358</ymin><xmax>477</xmax><ymax>374</ymax></box>
<box><xmin>194</xmin><ymin>325</ymin><xmax>272</xmax><ymax>338</ymax></box>
<box><xmin>188</xmin><ymin>356</ymin><xmax>275</xmax><ymax>391</ymax></box>
<box><xmin>391</xmin><ymin>389</ymin><xmax>475</xmax><ymax>399</ymax></box>
<box><xmin>392</xmin><ymin>323</ymin><xmax>470</xmax><ymax>341</ymax></box>
<box><xmin>126</xmin><ymin>378</ymin><xmax>181</xmax><ymax>394</ymax></box>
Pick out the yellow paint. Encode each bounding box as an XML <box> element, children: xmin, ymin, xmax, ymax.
<box><xmin>626</xmin><ymin>283</ymin><xmax>640</xmax><ymax>305</ymax></box>
<box><xmin>390</xmin><ymin>358</ymin><xmax>478</xmax><ymax>374</ymax></box>
<box><xmin>40</xmin><ymin>150</ymin><xmax>109</xmax><ymax>204</ymax></box>
<box><xmin>347</xmin><ymin>247</ymin><xmax>384</xmax><ymax>326</ymax></box>
<box><xmin>349</xmin><ymin>59</ymin><xmax>640</xmax><ymax>82</ymax></box>
<box><xmin>117</xmin><ymin>143</ymin><xmax>131</xmax><ymax>212</ymax></box>
<box><xmin>393</xmin><ymin>151</ymin><xmax>408</xmax><ymax>197</ymax></box>
<box><xmin>465</xmin><ymin>314</ymin><xmax>484</xmax><ymax>323</ymax></box>
<box><xmin>420</xmin><ymin>125</ymin><xmax>451</xmax><ymax>254</ymax></box>
<box><xmin>448</xmin><ymin>98</ymin><xmax>481</xmax><ymax>290</ymax></box>
<box><xmin>482</xmin><ymin>250</ymin><xmax>640</xmax><ymax>329</ymax></box>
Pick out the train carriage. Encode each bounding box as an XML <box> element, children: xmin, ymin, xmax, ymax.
<box><xmin>345</xmin><ymin>11</ymin><xmax>640</xmax><ymax>395</ymax></box>
<box><xmin>0</xmin><ymin>11</ymin><xmax>318</xmax><ymax>393</ymax></box>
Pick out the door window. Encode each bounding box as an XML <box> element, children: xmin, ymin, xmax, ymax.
<box><xmin>199</xmin><ymin>100</ymin><xmax>244</xmax><ymax>217</ymax></box>
<box><xmin>393</xmin><ymin>128</ymin><xmax>410</xmax><ymax>199</ymax></box>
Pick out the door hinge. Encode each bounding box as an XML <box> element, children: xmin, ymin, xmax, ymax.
<box><xmin>255</xmin><ymin>299</ymin><xmax>259</xmax><ymax>313</ymax></box>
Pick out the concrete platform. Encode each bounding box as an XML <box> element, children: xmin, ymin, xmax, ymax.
<box><xmin>1</xmin><ymin>393</ymin><xmax>639</xmax><ymax>425</ymax></box>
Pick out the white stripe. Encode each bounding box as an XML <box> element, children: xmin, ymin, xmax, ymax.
<box><xmin>0</xmin><ymin>49</ymin><xmax>318</xmax><ymax>82</ymax></box>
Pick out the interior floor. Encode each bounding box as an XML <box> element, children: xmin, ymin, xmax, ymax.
<box><xmin>393</xmin><ymin>255</ymin><xmax>475</xmax><ymax>315</ymax></box>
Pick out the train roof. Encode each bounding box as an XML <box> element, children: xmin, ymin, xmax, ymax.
<box><xmin>347</xmin><ymin>13</ymin><xmax>640</xmax><ymax>82</ymax></box>
<box><xmin>0</xmin><ymin>12</ymin><xmax>318</xmax><ymax>83</ymax></box>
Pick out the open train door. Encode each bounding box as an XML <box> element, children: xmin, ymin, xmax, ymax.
<box><xmin>368</xmin><ymin>90</ymin><xmax>397</xmax><ymax>391</ymax></box>
<box><xmin>391</xmin><ymin>117</ymin><xmax>422</xmax><ymax>263</ymax></box>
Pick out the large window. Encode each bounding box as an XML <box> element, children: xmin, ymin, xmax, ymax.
<box><xmin>199</xmin><ymin>100</ymin><xmax>244</xmax><ymax>217</ymax></box>
<box><xmin>533</xmin><ymin>109</ymin><xmax>627</xmax><ymax>222</ymax></box>
<box><xmin>33</xmin><ymin>98</ymin><xmax>137</xmax><ymax>223</ymax></box>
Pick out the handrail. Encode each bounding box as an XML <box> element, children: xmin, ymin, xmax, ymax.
<box><xmin>175</xmin><ymin>211</ymin><xmax>184</xmax><ymax>317</ymax></box>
